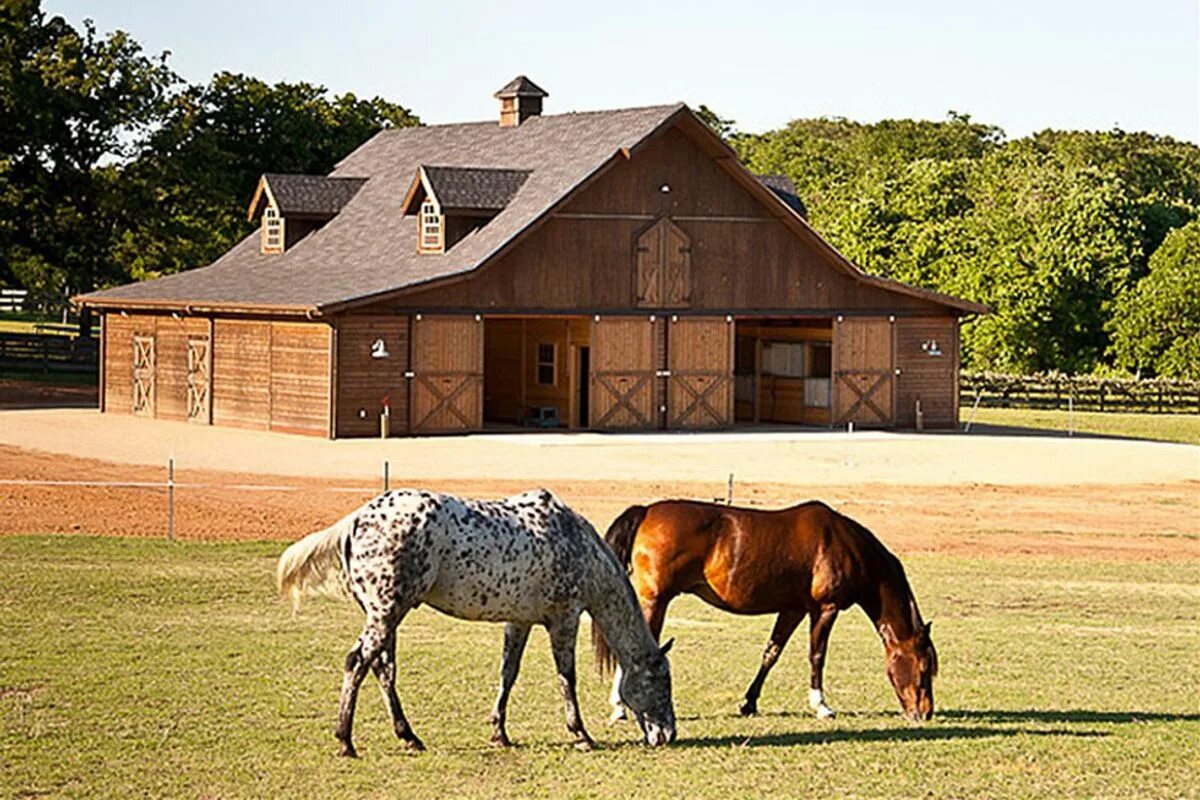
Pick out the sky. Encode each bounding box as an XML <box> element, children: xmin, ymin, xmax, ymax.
<box><xmin>48</xmin><ymin>0</ymin><xmax>1200</xmax><ymax>143</ymax></box>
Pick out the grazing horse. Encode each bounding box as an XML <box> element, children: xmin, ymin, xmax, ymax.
<box><xmin>277</xmin><ymin>488</ymin><xmax>676</xmax><ymax>756</ymax></box>
<box><xmin>597</xmin><ymin>500</ymin><xmax>937</xmax><ymax>722</ymax></box>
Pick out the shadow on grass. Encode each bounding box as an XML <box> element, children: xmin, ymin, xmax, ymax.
<box><xmin>669</xmin><ymin>725</ymin><xmax>1107</xmax><ymax>749</ymax></box>
<box><xmin>939</xmin><ymin>709</ymin><xmax>1200</xmax><ymax>725</ymax></box>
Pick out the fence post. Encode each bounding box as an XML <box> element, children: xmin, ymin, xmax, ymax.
<box><xmin>726</xmin><ymin>473</ymin><xmax>734</xmax><ymax>505</ymax></box>
<box><xmin>383</xmin><ymin>460</ymin><xmax>389</xmax><ymax>493</ymax></box>
<box><xmin>1067</xmin><ymin>396</ymin><xmax>1074</xmax><ymax>437</ymax></box>
<box><xmin>167</xmin><ymin>457</ymin><xmax>175</xmax><ymax>542</ymax></box>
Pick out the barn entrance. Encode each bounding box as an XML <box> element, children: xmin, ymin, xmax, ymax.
<box><xmin>734</xmin><ymin>318</ymin><xmax>834</xmax><ymax>426</ymax></box>
<box><xmin>483</xmin><ymin>317</ymin><xmax>590</xmax><ymax>429</ymax></box>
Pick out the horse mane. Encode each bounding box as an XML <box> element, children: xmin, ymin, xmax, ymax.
<box><xmin>838</xmin><ymin>511</ymin><xmax>924</xmax><ymax>632</ymax></box>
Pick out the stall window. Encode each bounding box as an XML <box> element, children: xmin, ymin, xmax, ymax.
<box><xmin>536</xmin><ymin>343</ymin><xmax>556</xmax><ymax>385</ymax></box>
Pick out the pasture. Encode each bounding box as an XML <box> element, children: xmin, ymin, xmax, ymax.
<box><xmin>2</xmin><ymin>535</ymin><xmax>1198</xmax><ymax>799</ymax></box>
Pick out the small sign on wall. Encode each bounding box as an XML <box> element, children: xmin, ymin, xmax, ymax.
<box><xmin>371</xmin><ymin>337</ymin><xmax>390</xmax><ymax>358</ymax></box>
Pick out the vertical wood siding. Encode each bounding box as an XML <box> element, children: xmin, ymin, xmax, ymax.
<box><xmin>667</xmin><ymin>316</ymin><xmax>733</xmax><ymax>428</ymax></box>
<box><xmin>334</xmin><ymin>315</ymin><xmax>410</xmax><ymax>437</ymax></box>
<box><xmin>894</xmin><ymin>317</ymin><xmax>959</xmax><ymax>428</ymax></box>
<box><xmin>833</xmin><ymin>317</ymin><xmax>895</xmax><ymax>427</ymax></box>
<box><xmin>409</xmin><ymin>315</ymin><xmax>483</xmax><ymax>434</ymax></box>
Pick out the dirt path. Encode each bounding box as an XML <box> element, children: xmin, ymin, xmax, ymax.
<box><xmin>2</xmin><ymin>445</ymin><xmax>1196</xmax><ymax>561</ymax></box>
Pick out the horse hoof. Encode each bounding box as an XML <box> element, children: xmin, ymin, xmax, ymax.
<box><xmin>491</xmin><ymin>734</ymin><xmax>513</xmax><ymax>748</ymax></box>
<box><xmin>739</xmin><ymin>702</ymin><xmax>758</xmax><ymax>717</ymax></box>
<box><xmin>815</xmin><ymin>705</ymin><xmax>836</xmax><ymax>720</ymax></box>
<box><xmin>608</xmin><ymin>708</ymin><xmax>628</xmax><ymax>724</ymax></box>
<box><xmin>338</xmin><ymin>743</ymin><xmax>358</xmax><ymax>758</ymax></box>
<box><xmin>574</xmin><ymin>737</ymin><xmax>595</xmax><ymax>752</ymax></box>
<box><xmin>402</xmin><ymin>736</ymin><xmax>426</xmax><ymax>752</ymax></box>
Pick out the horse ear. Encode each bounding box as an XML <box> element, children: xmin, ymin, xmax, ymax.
<box><xmin>659</xmin><ymin>638</ymin><xmax>675</xmax><ymax>656</ymax></box>
<box><xmin>924</xmin><ymin>620</ymin><xmax>933</xmax><ymax>636</ymax></box>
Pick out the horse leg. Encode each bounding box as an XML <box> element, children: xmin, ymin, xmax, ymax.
<box><xmin>609</xmin><ymin>595</ymin><xmax>670</xmax><ymax>723</ymax></box>
<box><xmin>548</xmin><ymin>613</ymin><xmax>596</xmax><ymax>751</ymax></box>
<box><xmin>739</xmin><ymin>610</ymin><xmax>803</xmax><ymax>716</ymax></box>
<box><xmin>489</xmin><ymin>622</ymin><xmax>531</xmax><ymax>747</ymax></box>
<box><xmin>336</xmin><ymin>612</ymin><xmax>396</xmax><ymax>758</ymax></box>
<box><xmin>370</xmin><ymin>627</ymin><xmax>424</xmax><ymax>751</ymax></box>
<box><xmin>808</xmin><ymin>605</ymin><xmax>839</xmax><ymax>719</ymax></box>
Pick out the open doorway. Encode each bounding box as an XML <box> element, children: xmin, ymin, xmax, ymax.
<box><xmin>734</xmin><ymin>318</ymin><xmax>833</xmax><ymax>426</ymax></box>
<box><xmin>483</xmin><ymin>317</ymin><xmax>590</xmax><ymax>429</ymax></box>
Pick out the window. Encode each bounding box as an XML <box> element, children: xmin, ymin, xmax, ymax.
<box><xmin>262</xmin><ymin>205</ymin><xmax>283</xmax><ymax>253</ymax></box>
<box><xmin>761</xmin><ymin>342</ymin><xmax>805</xmax><ymax>377</ymax></box>
<box><xmin>420</xmin><ymin>198</ymin><xmax>443</xmax><ymax>252</ymax></box>
<box><xmin>536</xmin><ymin>343</ymin><xmax>556</xmax><ymax>385</ymax></box>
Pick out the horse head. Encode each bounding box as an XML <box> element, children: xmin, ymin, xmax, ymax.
<box><xmin>882</xmin><ymin>620</ymin><xmax>937</xmax><ymax>721</ymax></box>
<box><xmin>618</xmin><ymin>638</ymin><xmax>677</xmax><ymax>746</ymax></box>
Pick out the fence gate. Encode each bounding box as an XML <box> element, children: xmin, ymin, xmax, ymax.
<box><xmin>667</xmin><ymin>316</ymin><xmax>733</xmax><ymax>429</ymax></box>
<box><xmin>590</xmin><ymin>316</ymin><xmax>661</xmax><ymax>430</ymax></box>
<box><xmin>410</xmin><ymin>316</ymin><xmax>483</xmax><ymax>434</ymax></box>
<box><xmin>833</xmin><ymin>317</ymin><xmax>894</xmax><ymax>427</ymax></box>
<box><xmin>132</xmin><ymin>335</ymin><xmax>155</xmax><ymax>417</ymax></box>
<box><xmin>186</xmin><ymin>336</ymin><xmax>210</xmax><ymax>423</ymax></box>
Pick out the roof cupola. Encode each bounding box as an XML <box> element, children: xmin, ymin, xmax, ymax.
<box><xmin>494</xmin><ymin>75</ymin><xmax>548</xmax><ymax>128</ymax></box>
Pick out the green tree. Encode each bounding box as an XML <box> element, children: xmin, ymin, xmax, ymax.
<box><xmin>115</xmin><ymin>72</ymin><xmax>419</xmax><ymax>281</ymax></box>
<box><xmin>1109</xmin><ymin>220</ymin><xmax>1200</xmax><ymax>379</ymax></box>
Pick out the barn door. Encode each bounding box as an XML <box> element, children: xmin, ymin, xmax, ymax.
<box><xmin>410</xmin><ymin>315</ymin><xmax>483</xmax><ymax>434</ymax></box>
<box><xmin>186</xmin><ymin>336</ymin><xmax>210</xmax><ymax>423</ymax></box>
<box><xmin>634</xmin><ymin>218</ymin><xmax>691</xmax><ymax>308</ymax></box>
<box><xmin>590</xmin><ymin>316</ymin><xmax>661</xmax><ymax>430</ymax></box>
<box><xmin>833</xmin><ymin>317</ymin><xmax>894</xmax><ymax>427</ymax></box>
<box><xmin>667</xmin><ymin>317</ymin><xmax>733</xmax><ymax>429</ymax></box>
<box><xmin>132</xmin><ymin>335</ymin><xmax>155</xmax><ymax>417</ymax></box>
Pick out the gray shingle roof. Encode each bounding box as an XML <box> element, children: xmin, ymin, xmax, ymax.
<box><xmin>494</xmin><ymin>75</ymin><xmax>548</xmax><ymax>98</ymax></box>
<box><xmin>422</xmin><ymin>166</ymin><xmax>531</xmax><ymax>212</ymax></box>
<box><xmin>755</xmin><ymin>173</ymin><xmax>807</xmax><ymax>218</ymax></box>
<box><xmin>262</xmin><ymin>174</ymin><xmax>367</xmax><ymax>217</ymax></box>
<box><xmin>81</xmin><ymin>104</ymin><xmax>686</xmax><ymax>310</ymax></box>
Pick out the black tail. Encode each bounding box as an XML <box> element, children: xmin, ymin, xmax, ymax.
<box><xmin>593</xmin><ymin>504</ymin><xmax>649</xmax><ymax>676</ymax></box>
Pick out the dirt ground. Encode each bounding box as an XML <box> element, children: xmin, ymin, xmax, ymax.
<box><xmin>2</xmin><ymin>444</ymin><xmax>1196</xmax><ymax>561</ymax></box>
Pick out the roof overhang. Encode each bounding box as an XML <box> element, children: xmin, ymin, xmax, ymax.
<box><xmin>72</xmin><ymin>295</ymin><xmax>321</xmax><ymax>317</ymax></box>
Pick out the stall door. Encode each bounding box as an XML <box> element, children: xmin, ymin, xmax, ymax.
<box><xmin>833</xmin><ymin>317</ymin><xmax>894</xmax><ymax>427</ymax></box>
<box><xmin>667</xmin><ymin>317</ymin><xmax>733</xmax><ymax>429</ymax></box>
<box><xmin>186</xmin><ymin>336</ymin><xmax>211</xmax><ymax>423</ymax></box>
<box><xmin>410</xmin><ymin>316</ymin><xmax>483</xmax><ymax>434</ymax></box>
<box><xmin>132</xmin><ymin>335</ymin><xmax>155</xmax><ymax>417</ymax></box>
<box><xmin>590</xmin><ymin>316</ymin><xmax>660</xmax><ymax>430</ymax></box>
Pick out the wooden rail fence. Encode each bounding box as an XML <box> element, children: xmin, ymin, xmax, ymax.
<box><xmin>0</xmin><ymin>331</ymin><xmax>98</xmax><ymax>373</ymax></box>
<box><xmin>961</xmin><ymin>372</ymin><xmax>1200</xmax><ymax>414</ymax></box>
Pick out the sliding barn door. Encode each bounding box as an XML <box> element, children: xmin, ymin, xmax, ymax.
<box><xmin>667</xmin><ymin>317</ymin><xmax>733</xmax><ymax>429</ymax></box>
<box><xmin>410</xmin><ymin>315</ymin><xmax>483</xmax><ymax>434</ymax></box>
<box><xmin>186</xmin><ymin>335</ymin><xmax>211</xmax><ymax>423</ymax></box>
<box><xmin>590</xmin><ymin>316</ymin><xmax>661</xmax><ymax>430</ymax></box>
<box><xmin>833</xmin><ymin>317</ymin><xmax>894</xmax><ymax>427</ymax></box>
<box><xmin>132</xmin><ymin>335</ymin><xmax>155</xmax><ymax>417</ymax></box>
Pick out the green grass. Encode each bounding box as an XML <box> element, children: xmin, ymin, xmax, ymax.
<box><xmin>962</xmin><ymin>406</ymin><xmax>1200</xmax><ymax>445</ymax></box>
<box><xmin>2</xmin><ymin>536</ymin><xmax>1198</xmax><ymax>799</ymax></box>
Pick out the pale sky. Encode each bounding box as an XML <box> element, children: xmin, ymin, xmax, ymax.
<box><xmin>49</xmin><ymin>0</ymin><xmax>1200</xmax><ymax>143</ymax></box>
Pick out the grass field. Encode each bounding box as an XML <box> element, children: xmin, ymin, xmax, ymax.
<box><xmin>963</xmin><ymin>406</ymin><xmax>1200</xmax><ymax>445</ymax></box>
<box><xmin>1</xmin><ymin>536</ymin><xmax>1197</xmax><ymax>799</ymax></box>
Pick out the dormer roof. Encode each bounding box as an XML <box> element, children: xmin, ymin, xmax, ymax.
<box><xmin>401</xmin><ymin>165</ymin><xmax>532</xmax><ymax>215</ymax></box>
<box><xmin>248</xmin><ymin>174</ymin><xmax>367</xmax><ymax>220</ymax></box>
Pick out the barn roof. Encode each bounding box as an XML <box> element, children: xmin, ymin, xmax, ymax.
<box><xmin>755</xmin><ymin>173</ymin><xmax>807</xmax><ymax>218</ymax></box>
<box><xmin>406</xmin><ymin>165</ymin><xmax>532</xmax><ymax>213</ymax></box>
<box><xmin>77</xmin><ymin>102</ymin><xmax>987</xmax><ymax>316</ymax></box>
<box><xmin>249</xmin><ymin>174</ymin><xmax>367</xmax><ymax>219</ymax></box>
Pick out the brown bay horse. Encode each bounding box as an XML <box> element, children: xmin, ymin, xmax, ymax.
<box><xmin>594</xmin><ymin>500</ymin><xmax>937</xmax><ymax>722</ymax></box>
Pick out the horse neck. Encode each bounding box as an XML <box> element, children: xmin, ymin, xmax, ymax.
<box><xmin>864</xmin><ymin>566</ymin><xmax>922</xmax><ymax>644</ymax></box>
<box><xmin>585</xmin><ymin>555</ymin><xmax>659</xmax><ymax>670</ymax></box>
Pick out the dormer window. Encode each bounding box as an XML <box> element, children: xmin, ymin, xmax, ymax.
<box><xmin>262</xmin><ymin>205</ymin><xmax>284</xmax><ymax>253</ymax></box>
<box><xmin>420</xmin><ymin>198</ymin><xmax>444</xmax><ymax>253</ymax></box>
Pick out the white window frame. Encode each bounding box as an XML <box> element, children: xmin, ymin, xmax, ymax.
<box><xmin>419</xmin><ymin>197</ymin><xmax>444</xmax><ymax>253</ymax></box>
<box><xmin>262</xmin><ymin>204</ymin><xmax>284</xmax><ymax>253</ymax></box>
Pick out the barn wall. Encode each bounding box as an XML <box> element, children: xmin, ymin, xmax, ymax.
<box><xmin>267</xmin><ymin>321</ymin><xmax>332</xmax><ymax>435</ymax></box>
<box><xmin>483</xmin><ymin>319</ymin><xmax>523</xmax><ymax>424</ymax></box>
<box><xmin>102</xmin><ymin>312</ymin><xmax>137</xmax><ymax>414</ymax></box>
<box><xmin>894</xmin><ymin>317</ymin><xmax>959</xmax><ymax>428</ymax></box>
<box><xmin>101</xmin><ymin>311</ymin><xmax>208</xmax><ymax>419</ymax></box>
<box><xmin>334</xmin><ymin>314</ymin><xmax>410</xmax><ymax>438</ymax></box>
<box><xmin>388</xmin><ymin>127</ymin><xmax>951</xmax><ymax>316</ymax></box>
<box><xmin>212</xmin><ymin>319</ymin><xmax>271</xmax><ymax>430</ymax></box>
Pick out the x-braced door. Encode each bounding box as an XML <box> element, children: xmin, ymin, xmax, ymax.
<box><xmin>132</xmin><ymin>335</ymin><xmax>155</xmax><ymax>417</ymax></box>
<box><xmin>409</xmin><ymin>315</ymin><xmax>483</xmax><ymax>434</ymax></box>
<box><xmin>589</xmin><ymin>316</ymin><xmax>661</xmax><ymax>430</ymax></box>
<box><xmin>666</xmin><ymin>316</ymin><xmax>734</xmax><ymax>429</ymax></box>
<box><xmin>186</xmin><ymin>336</ymin><xmax>210</xmax><ymax>423</ymax></box>
<box><xmin>833</xmin><ymin>317</ymin><xmax>894</xmax><ymax>427</ymax></box>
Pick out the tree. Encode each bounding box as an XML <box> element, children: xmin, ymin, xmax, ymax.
<box><xmin>694</xmin><ymin>104</ymin><xmax>736</xmax><ymax>140</ymax></box>
<box><xmin>114</xmin><ymin>73</ymin><xmax>420</xmax><ymax>281</ymax></box>
<box><xmin>1109</xmin><ymin>220</ymin><xmax>1200</xmax><ymax>379</ymax></box>
<box><xmin>0</xmin><ymin>0</ymin><xmax>175</xmax><ymax>319</ymax></box>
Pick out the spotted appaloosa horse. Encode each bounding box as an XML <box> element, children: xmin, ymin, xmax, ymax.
<box><xmin>277</xmin><ymin>488</ymin><xmax>676</xmax><ymax>756</ymax></box>
<box><xmin>599</xmin><ymin>500</ymin><xmax>937</xmax><ymax>723</ymax></box>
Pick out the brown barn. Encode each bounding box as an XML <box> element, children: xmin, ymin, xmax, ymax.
<box><xmin>77</xmin><ymin>76</ymin><xmax>985</xmax><ymax>438</ymax></box>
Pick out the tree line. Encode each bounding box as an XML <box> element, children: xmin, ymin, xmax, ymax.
<box><xmin>2</xmin><ymin>3</ymin><xmax>1196</xmax><ymax>378</ymax></box>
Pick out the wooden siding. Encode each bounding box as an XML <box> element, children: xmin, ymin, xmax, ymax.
<box><xmin>389</xmin><ymin>127</ymin><xmax>951</xmax><ymax>316</ymax></box>
<box><xmin>334</xmin><ymin>314</ymin><xmax>410</xmax><ymax>437</ymax></box>
<box><xmin>410</xmin><ymin>315</ymin><xmax>483</xmax><ymax>434</ymax></box>
<box><xmin>483</xmin><ymin>319</ymin><xmax>523</xmax><ymax>424</ymax></box>
<box><xmin>667</xmin><ymin>316</ymin><xmax>733</xmax><ymax>428</ymax></box>
<box><xmin>833</xmin><ymin>317</ymin><xmax>895</xmax><ymax>427</ymax></box>
<box><xmin>894</xmin><ymin>317</ymin><xmax>959</xmax><ymax>428</ymax></box>
<box><xmin>483</xmin><ymin>317</ymin><xmax>590</xmax><ymax>428</ymax></box>
<box><xmin>212</xmin><ymin>319</ymin><xmax>272</xmax><ymax>430</ymax></box>
<box><xmin>268</xmin><ymin>322</ymin><xmax>331</xmax><ymax>435</ymax></box>
<box><xmin>102</xmin><ymin>312</ymin><xmax>207</xmax><ymax>419</ymax></box>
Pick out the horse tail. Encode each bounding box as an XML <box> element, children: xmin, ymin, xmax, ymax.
<box><xmin>593</xmin><ymin>504</ymin><xmax>649</xmax><ymax>676</ymax></box>
<box><xmin>276</xmin><ymin>514</ymin><xmax>355</xmax><ymax>612</ymax></box>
